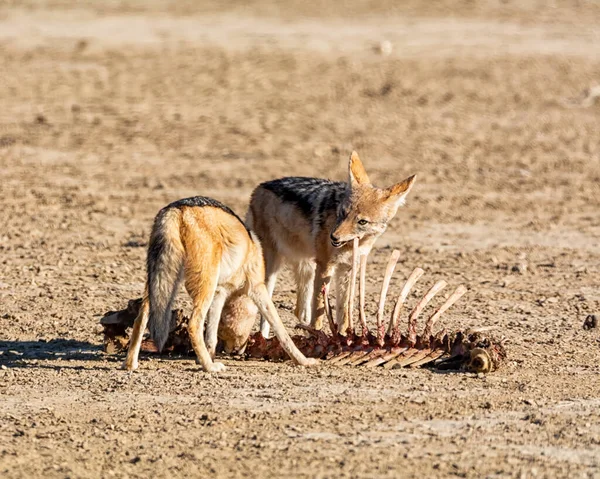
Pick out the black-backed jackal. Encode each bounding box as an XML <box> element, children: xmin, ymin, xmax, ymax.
<box><xmin>247</xmin><ymin>151</ymin><xmax>416</xmax><ymax>336</ymax></box>
<box><xmin>123</xmin><ymin>196</ymin><xmax>318</xmax><ymax>372</ymax></box>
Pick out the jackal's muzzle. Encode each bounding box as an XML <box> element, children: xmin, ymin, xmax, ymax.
<box><xmin>330</xmin><ymin>233</ymin><xmax>345</xmax><ymax>248</ymax></box>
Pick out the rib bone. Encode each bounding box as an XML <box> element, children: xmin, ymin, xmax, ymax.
<box><xmin>376</xmin><ymin>249</ymin><xmax>400</xmax><ymax>342</ymax></box>
<box><xmin>358</xmin><ymin>254</ymin><xmax>368</xmax><ymax>335</ymax></box>
<box><xmin>337</xmin><ymin>349</ymin><xmax>371</xmax><ymax>366</ymax></box>
<box><xmin>383</xmin><ymin>348</ymin><xmax>419</xmax><ymax>369</ymax></box>
<box><xmin>364</xmin><ymin>347</ymin><xmax>408</xmax><ymax>368</ymax></box>
<box><xmin>407</xmin><ymin>280</ymin><xmax>447</xmax><ymax>345</ymax></box>
<box><xmin>346</xmin><ymin>238</ymin><xmax>360</xmax><ymax>333</ymax></box>
<box><xmin>387</xmin><ymin>267</ymin><xmax>424</xmax><ymax>336</ymax></box>
<box><xmin>409</xmin><ymin>349</ymin><xmax>446</xmax><ymax>368</ymax></box>
<box><xmin>322</xmin><ymin>283</ymin><xmax>336</xmax><ymax>335</ymax></box>
<box><xmin>326</xmin><ymin>350</ymin><xmax>352</xmax><ymax>364</ymax></box>
<box><xmin>422</xmin><ymin>285</ymin><xmax>467</xmax><ymax>338</ymax></box>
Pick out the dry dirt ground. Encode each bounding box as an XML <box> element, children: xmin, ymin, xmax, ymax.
<box><xmin>1</xmin><ymin>1</ymin><xmax>600</xmax><ymax>478</ymax></box>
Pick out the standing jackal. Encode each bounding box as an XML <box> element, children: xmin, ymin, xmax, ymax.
<box><xmin>247</xmin><ymin>151</ymin><xmax>416</xmax><ymax>336</ymax></box>
<box><xmin>123</xmin><ymin>196</ymin><xmax>318</xmax><ymax>372</ymax></box>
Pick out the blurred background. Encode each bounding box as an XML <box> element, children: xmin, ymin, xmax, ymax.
<box><xmin>1</xmin><ymin>1</ymin><xmax>599</xmax><ymax>235</ymax></box>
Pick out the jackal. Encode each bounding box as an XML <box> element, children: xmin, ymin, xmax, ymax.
<box><xmin>123</xmin><ymin>196</ymin><xmax>318</xmax><ymax>372</ymax></box>
<box><xmin>247</xmin><ymin>151</ymin><xmax>416</xmax><ymax>336</ymax></box>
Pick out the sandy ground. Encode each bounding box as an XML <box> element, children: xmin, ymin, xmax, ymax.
<box><xmin>1</xmin><ymin>1</ymin><xmax>599</xmax><ymax>478</ymax></box>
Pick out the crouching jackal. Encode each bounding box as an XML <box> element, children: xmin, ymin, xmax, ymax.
<box><xmin>247</xmin><ymin>151</ymin><xmax>416</xmax><ymax>336</ymax></box>
<box><xmin>123</xmin><ymin>196</ymin><xmax>318</xmax><ymax>372</ymax></box>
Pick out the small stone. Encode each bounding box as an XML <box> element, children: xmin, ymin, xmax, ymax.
<box><xmin>583</xmin><ymin>314</ymin><xmax>598</xmax><ymax>330</ymax></box>
<box><xmin>511</xmin><ymin>262</ymin><xmax>528</xmax><ymax>274</ymax></box>
<box><xmin>374</xmin><ymin>40</ymin><xmax>393</xmax><ymax>55</ymax></box>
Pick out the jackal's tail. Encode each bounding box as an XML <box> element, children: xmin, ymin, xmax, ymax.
<box><xmin>244</xmin><ymin>204</ymin><xmax>255</xmax><ymax>231</ymax></box>
<box><xmin>146</xmin><ymin>208</ymin><xmax>185</xmax><ymax>352</ymax></box>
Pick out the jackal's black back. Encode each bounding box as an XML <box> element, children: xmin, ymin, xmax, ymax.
<box><xmin>260</xmin><ymin>177</ymin><xmax>348</xmax><ymax>220</ymax></box>
<box><xmin>162</xmin><ymin>196</ymin><xmax>251</xmax><ymax>237</ymax></box>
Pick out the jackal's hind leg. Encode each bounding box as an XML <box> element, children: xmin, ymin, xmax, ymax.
<box><xmin>122</xmin><ymin>296</ymin><xmax>150</xmax><ymax>371</ymax></box>
<box><xmin>310</xmin><ymin>262</ymin><xmax>333</xmax><ymax>330</ymax></box>
<box><xmin>186</xmin><ymin>265</ymin><xmax>225</xmax><ymax>373</ymax></box>
<box><xmin>205</xmin><ymin>286</ymin><xmax>229</xmax><ymax>359</ymax></box>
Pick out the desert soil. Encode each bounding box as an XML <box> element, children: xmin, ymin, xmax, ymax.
<box><xmin>1</xmin><ymin>1</ymin><xmax>599</xmax><ymax>478</ymax></box>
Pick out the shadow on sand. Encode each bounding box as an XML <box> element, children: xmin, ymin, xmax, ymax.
<box><xmin>0</xmin><ymin>338</ymin><xmax>117</xmax><ymax>369</ymax></box>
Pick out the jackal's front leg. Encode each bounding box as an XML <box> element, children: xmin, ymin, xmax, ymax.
<box><xmin>250</xmin><ymin>284</ymin><xmax>319</xmax><ymax>367</ymax></box>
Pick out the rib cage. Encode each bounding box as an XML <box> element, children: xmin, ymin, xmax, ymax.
<box><xmin>100</xmin><ymin>239</ymin><xmax>506</xmax><ymax>372</ymax></box>
<box><xmin>245</xmin><ymin>239</ymin><xmax>505</xmax><ymax>372</ymax></box>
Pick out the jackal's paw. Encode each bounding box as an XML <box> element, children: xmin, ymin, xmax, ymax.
<box><xmin>121</xmin><ymin>360</ymin><xmax>138</xmax><ymax>371</ymax></box>
<box><xmin>297</xmin><ymin>357</ymin><xmax>320</xmax><ymax>367</ymax></box>
<box><xmin>206</xmin><ymin>361</ymin><xmax>227</xmax><ymax>373</ymax></box>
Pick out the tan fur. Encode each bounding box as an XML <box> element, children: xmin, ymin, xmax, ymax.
<box><xmin>123</xmin><ymin>203</ymin><xmax>318</xmax><ymax>372</ymax></box>
<box><xmin>146</xmin><ymin>207</ymin><xmax>185</xmax><ymax>351</ymax></box>
<box><xmin>218</xmin><ymin>292</ymin><xmax>257</xmax><ymax>354</ymax></box>
<box><xmin>247</xmin><ymin>152</ymin><xmax>416</xmax><ymax>335</ymax></box>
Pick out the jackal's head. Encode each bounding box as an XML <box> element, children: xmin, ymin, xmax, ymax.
<box><xmin>330</xmin><ymin>151</ymin><xmax>416</xmax><ymax>248</ymax></box>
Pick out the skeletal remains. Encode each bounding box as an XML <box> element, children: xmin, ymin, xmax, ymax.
<box><xmin>101</xmin><ymin>239</ymin><xmax>506</xmax><ymax>373</ymax></box>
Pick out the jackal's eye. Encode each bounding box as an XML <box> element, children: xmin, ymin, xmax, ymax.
<box><xmin>358</xmin><ymin>219</ymin><xmax>369</xmax><ymax>226</ymax></box>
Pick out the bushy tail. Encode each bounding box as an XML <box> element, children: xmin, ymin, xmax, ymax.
<box><xmin>146</xmin><ymin>208</ymin><xmax>185</xmax><ymax>352</ymax></box>
<box><xmin>244</xmin><ymin>204</ymin><xmax>255</xmax><ymax>231</ymax></box>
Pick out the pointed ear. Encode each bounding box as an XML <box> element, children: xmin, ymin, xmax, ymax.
<box><xmin>386</xmin><ymin>174</ymin><xmax>416</xmax><ymax>206</ymax></box>
<box><xmin>348</xmin><ymin>151</ymin><xmax>371</xmax><ymax>188</ymax></box>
